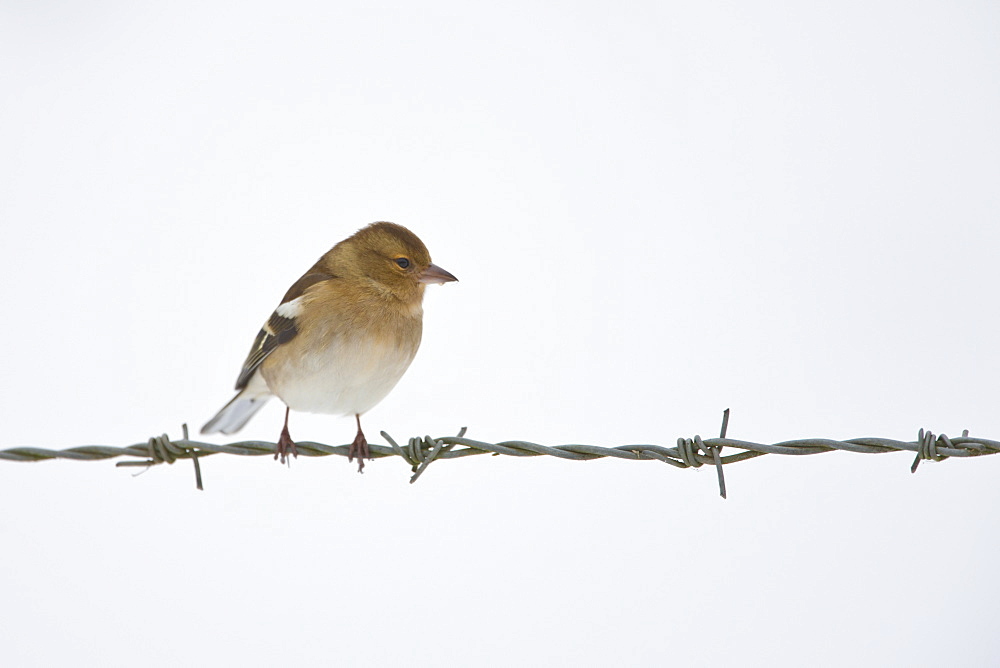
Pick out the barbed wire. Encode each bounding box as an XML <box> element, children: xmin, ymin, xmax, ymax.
<box><xmin>2</xmin><ymin>410</ymin><xmax>997</xmax><ymax>496</ymax></box>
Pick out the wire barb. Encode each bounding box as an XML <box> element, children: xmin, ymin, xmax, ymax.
<box><xmin>715</xmin><ymin>408</ymin><xmax>730</xmax><ymax>498</ymax></box>
<box><xmin>911</xmin><ymin>428</ymin><xmax>952</xmax><ymax>474</ymax></box>
<box><xmin>381</xmin><ymin>427</ymin><xmax>467</xmax><ymax>484</ymax></box>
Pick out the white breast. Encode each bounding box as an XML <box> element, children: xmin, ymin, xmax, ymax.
<box><xmin>261</xmin><ymin>334</ymin><xmax>420</xmax><ymax>417</ymax></box>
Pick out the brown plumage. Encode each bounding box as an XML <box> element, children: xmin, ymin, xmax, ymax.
<box><xmin>201</xmin><ymin>222</ymin><xmax>457</xmax><ymax>471</ymax></box>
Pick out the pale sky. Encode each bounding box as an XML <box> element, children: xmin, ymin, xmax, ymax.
<box><xmin>2</xmin><ymin>2</ymin><xmax>999</xmax><ymax>666</ymax></box>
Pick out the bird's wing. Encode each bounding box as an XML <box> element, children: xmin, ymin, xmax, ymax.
<box><xmin>234</xmin><ymin>270</ymin><xmax>334</xmax><ymax>390</ymax></box>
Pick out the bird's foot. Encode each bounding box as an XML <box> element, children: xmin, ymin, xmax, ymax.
<box><xmin>275</xmin><ymin>424</ymin><xmax>298</xmax><ymax>465</ymax></box>
<box><xmin>348</xmin><ymin>431</ymin><xmax>369</xmax><ymax>473</ymax></box>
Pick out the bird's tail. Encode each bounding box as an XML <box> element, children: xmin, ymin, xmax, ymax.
<box><xmin>201</xmin><ymin>374</ymin><xmax>272</xmax><ymax>435</ymax></box>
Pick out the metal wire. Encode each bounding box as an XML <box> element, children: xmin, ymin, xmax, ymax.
<box><xmin>2</xmin><ymin>411</ymin><xmax>997</xmax><ymax>495</ymax></box>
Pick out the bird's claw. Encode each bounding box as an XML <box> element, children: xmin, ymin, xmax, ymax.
<box><xmin>275</xmin><ymin>424</ymin><xmax>298</xmax><ymax>465</ymax></box>
<box><xmin>348</xmin><ymin>431</ymin><xmax>369</xmax><ymax>473</ymax></box>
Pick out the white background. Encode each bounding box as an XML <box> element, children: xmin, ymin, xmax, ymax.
<box><xmin>2</xmin><ymin>2</ymin><xmax>998</xmax><ymax>666</ymax></box>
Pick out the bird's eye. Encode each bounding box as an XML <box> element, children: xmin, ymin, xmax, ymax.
<box><xmin>395</xmin><ymin>257</ymin><xmax>411</xmax><ymax>269</ymax></box>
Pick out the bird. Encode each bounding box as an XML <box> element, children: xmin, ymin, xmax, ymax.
<box><xmin>201</xmin><ymin>221</ymin><xmax>457</xmax><ymax>472</ymax></box>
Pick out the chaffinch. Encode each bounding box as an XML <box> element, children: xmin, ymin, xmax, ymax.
<box><xmin>201</xmin><ymin>222</ymin><xmax>457</xmax><ymax>471</ymax></box>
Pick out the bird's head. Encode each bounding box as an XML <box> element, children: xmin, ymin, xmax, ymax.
<box><xmin>333</xmin><ymin>222</ymin><xmax>457</xmax><ymax>303</ymax></box>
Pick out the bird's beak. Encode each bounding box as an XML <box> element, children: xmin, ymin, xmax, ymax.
<box><xmin>419</xmin><ymin>263</ymin><xmax>458</xmax><ymax>285</ymax></box>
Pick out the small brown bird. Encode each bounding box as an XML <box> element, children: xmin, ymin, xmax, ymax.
<box><xmin>201</xmin><ymin>222</ymin><xmax>457</xmax><ymax>471</ymax></box>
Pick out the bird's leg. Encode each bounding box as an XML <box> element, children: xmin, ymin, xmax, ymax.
<box><xmin>348</xmin><ymin>413</ymin><xmax>369</xmax><ymax>473</ymax></box>
<box><xmin>275</xmin><ymin>406</ymin><xmax>298</xmax><ymax>465</ymax></box>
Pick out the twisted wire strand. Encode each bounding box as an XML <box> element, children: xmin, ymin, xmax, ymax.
<box><xmin>2</xmin><ymin>414</ymin><xmax>997</xmax><ymax>494</ymax></box>
<box><xmin>4</xmin><ymin>433</ymin><xmax>997</xmax><ymax>464</ymax></box>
